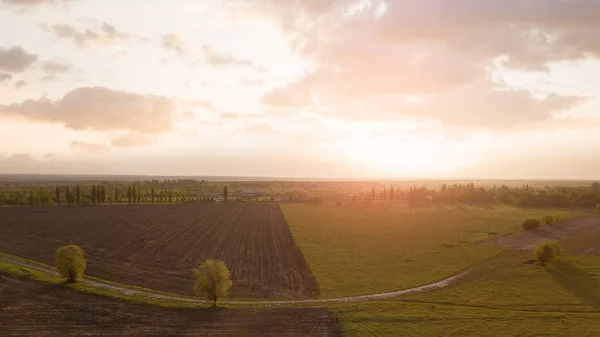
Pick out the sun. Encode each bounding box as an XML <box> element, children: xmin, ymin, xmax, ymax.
<box><xmin>333</xmin><ymin>134</ymin><xmax>457</xmax><ymax>178</ymax></box>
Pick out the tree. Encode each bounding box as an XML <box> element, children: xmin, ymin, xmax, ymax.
<box><xmin>371</xmin><ymin>186</ymin><xmax>375</xmax><ymax>201</ymax></box>
<box><xmin>597</xmin><ymin>204</ymin><xmax>600</xmax><ymax>212</ymax></box>
<box><xmin>75</xmin><ymin>185</ymin><xmax>81</xmax><ymax>204</ymax></box>
<box><xmin>137</xmin><ymin>187</ymin><xmax>141</xmax><ymax>202</ymax></box>
<box><xmin>522</xmin><ymin>218</ymin><xmax>541</xmax><ymax>230</ymax></box>
<box><xmin>115</xmin><ymin>187</ymin><xmax>120</xmax><ymax>203</ymax></box>
<box><xmin>65</xmin><ymin>185</ymin><xmax>71</xmax><ymax>205</ymax></box>
<box><xmin>534</xmin><ymin>241</ymin><xmax>561</xmax><ymax>266</ymax></box>
<box><xmin>542</xmin><ymin>215</ymin><xmax>555</xmax><ymax>225</ymax></box>
<box><xmin>132</xmin><ymin>186</ymin><xmax>137</xmax><ymax>203</ymax></box>
<box><xmin>91</xmin><ymin>185</ymin><xmax>97</xmax><ymax>204</ymax></box>
<box><xmin>127</xmin><ymin>186</ymin><xmax>133</xmax><ymax>204</ymax></box>
<box><xmin>56</xmin><ymin>186</ymin><xmax>61</xmax><ymax>205</ymax></box>
<box><xmin>193</xmin><ymin>259</ymin><xmax>232</xmax><ymax>307</ymax></box>
<box><xmin>389</xmin><ymin>186</ymin><xmax>394</xmax><ymax>202</ymax></box>
<box><xmin>151</xmin><ymin>187</ymin><xmax>155</xmax><ymax>203</ymax></box>
<box><xmin>56</xmin><ymin>245</ymin><xmax>86</xmax><ymax>283</ymax></box>
<box><xmin>223</xmin><ymin>185</ymin><xmax>228</xmax><ymax>204</ymax></box>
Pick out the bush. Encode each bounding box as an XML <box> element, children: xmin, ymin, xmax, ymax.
<box><xmin>597</xmin><ymin>204</ymin><xmax>600</xmax><ymax>212</ymax></box>
<box><xmin>522</xmin><ymin>218</ymin><xmax>541</xmax><ymax>230</ymax></box>
<box><xmin>193</xmin><ymin>259</ymin><xmax>232</xmax><ymax>307</ymax></box>
<box><xmin>55</xmin><ymin>245</ymin><xmax>86</xmax><ymax>283</ymax></box>
<box><xmin>542</xmin><ymin>215</ymin><xmax>555</xmax><ymax>225</ymax></box>
<box><xmin>534</xmin><ymin>241</ymin><xmax>562</xmax><ymax>266</ymax></box>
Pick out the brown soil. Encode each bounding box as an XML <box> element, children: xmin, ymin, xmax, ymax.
<box><xmin>0</xmin><ymin>274</ymin><xmax>341</xmax><ymax>336</ymax></box>
<box><xmin>0</xmin><ymin>204</ymin><xmax>318</xmax><ymax>298</ymax></box>
<box><xmin>481</xmin><ymin>213</ymin><xmax>600</xmax><ymax>251</ymax></box>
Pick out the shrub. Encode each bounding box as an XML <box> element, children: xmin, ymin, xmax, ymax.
<box><xmin>193</xmin><ymin>259</ymin><xmax>232</xmax><ymax>307</ymax></box>
<box><xmin>547</xmin><ymin>240</ymin><xmax>563</xmax><ymax>257</ymax></box>
<box><xmin>542</xmin><ymin>215</ymin><xmax>555</xmax><ymax>225</ymax></box>
<box><xmin>534</xmin><ymin>241</ymin><xmax>562</xmax><ymax>266</ymax></box>
<box><xmin>55</xmin><ymin>245</ymin><xmax>86</xmax><ymax>283</ymax></box>
<box><xmin>597</xmin><ymin>204</ymin><xmax>600</xmax><ymax>212</ymax></box>
<box><xmin>522</xmin><ymin>218</ymin><xmax>541</xmax><ymax>230</ymax></box>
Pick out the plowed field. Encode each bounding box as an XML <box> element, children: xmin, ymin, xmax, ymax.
<box><xmin>0</xmin><ymin>204</ymin><xmax>319</xmax><ymax>298</ymax></box>
<box><xmin>0</xmin><ymin>274</ymin><xmax>341</xmax><ymax>336</ymax></box>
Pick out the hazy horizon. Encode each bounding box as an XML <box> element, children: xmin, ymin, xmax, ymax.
<box><xmin>2</xmin><ymin>0</ymin><xmax>600</xmax><ymax>179</ymax></box>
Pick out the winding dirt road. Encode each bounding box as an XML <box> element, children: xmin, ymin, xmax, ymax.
<box><xmin>0</xmin><ymin>254</ymin><xmax>466</xmax><ymax>306</ymax></box>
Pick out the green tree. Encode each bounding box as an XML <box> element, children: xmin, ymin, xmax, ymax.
<box><xmin>534</xmin><ymin>241</ymin><xmax>562</xmax><ymax>266</ymax></box>
<box><xmin>168</xmin><ymin>190</ymin><xmax>173</xmax><ymax>203</ymax></box>
<box><xmin>75</xmin><ymin>185</ymin><xmax>81</xmax><ymax>204</ymax></box>
<box><xmin>223</xmin><ymin>185</ymin><xmax>228</xmax><ymax>204</ymax></box>
<box><xmin>151</xmin><ymin>187</ymin><xmax>155</xmax><ymax>203</ymax></box>
<box><xmin>132</xmin><ymin>185</ymin><xmax>137</xmax><ymax>203</ymax></box>
<box><xmin>127</xmin><ymin>186</ymin><xmax>133</xmax><ymax>204</ymax></box>
<box><xmin>65</xmin><ymin>185</ymin><xmax>71</xmax><ymax>205</ymax></box>
<box><xmin>115</xmin><ymin>187</ymin><xmax>120</xmax><ymax>203</ymax></box>
<box><xmin>542</xmin><ymin>215</ymin><xmax>555</xmax><ymax>225</ymax></box>
<box><xmin>522</xmin><ymin>218</ymin><xmax>541</xmax><ymax>230</ymax></box>
<box><xmin>193</xmin><ymin>259</ymin><xmax>232</xmax><ymax>307</ymax></box>
<box><xmin>55</xmin><ymin>245</ymin><xmax>86</xmax><ymax>283</ymax></box>
<box><xmin>55</xmin><ymin>186</ymin><xmax>61</xmax><ymax>205</ymax></box>
<box><xmin>137</xmin><ymin>187</ymin><xmax>141</xmax><ymax>202</ymax></box>
<box><xmin>91</xmin><ymin>185</ymin><xmax>97</xmax><ymax>204</ymax></box>
<box><xmin>99</xmin><ymin>185</ymin><xmax>106</xmax><ymax>203</ymax></box>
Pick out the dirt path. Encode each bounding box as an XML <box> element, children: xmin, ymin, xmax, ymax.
<box><xmin>0</xmin><ymin>255</ymin><xmax>466</xmax><ymax>306</ymax></box>
<box><xmin>482</xmin><ymin>213</ymin><xmax>600</xmax><ymax>250</ymax></box>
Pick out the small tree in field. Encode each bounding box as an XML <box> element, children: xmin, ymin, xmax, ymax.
<box><xmin>223</xmin><ymin>185</ymin><xmax>228</xmax><ymax>204</ymax></box>
<box><xmin>534</xmin><ymin>241</ymin><xmax>562</xmax><ymax>266</ymax></box>
<box><xmin>56</xmin><ymin>245</ymin><xmax>86</xmax><ymax>283</ymax></box>
<box><xmin>193</xmin><ymin>259</ymin><xmax>232</xmax><ymax>307</ymax></box>
<box><xmin>522</xmin><ymin>218</ymin><xmax>541</xmax><ymax>230</ymax></box>
<box><xmin>542</xmin><ymin>215</ymin><xmax>555</xmax><ymax>225</ymax></box>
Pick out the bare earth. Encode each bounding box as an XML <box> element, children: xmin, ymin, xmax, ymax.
<box><xmin>482</xmin><ymin>213</ymin><xmax>600</xmax><ymax>251</ymax></box>
<box><xmin>0</xmin><ymin>274</ymin><xmax>342</xmax><ymax>337</ymax></box>
<box><xmin>0</xmin><ymin>204</ymin><xmax>319</xmax><ymax>298</ymax></box>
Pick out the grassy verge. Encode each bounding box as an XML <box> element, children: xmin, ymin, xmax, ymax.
<box><xmin>282</xmin><ymin>203</ymin><xmax>585</xmax><ymax>298</ymax></box>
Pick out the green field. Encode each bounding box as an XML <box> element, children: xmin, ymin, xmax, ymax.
<box><xmin>282</xmin><ymin>203</ymin><xmax>585</xmax><ymax>298</ymax></box>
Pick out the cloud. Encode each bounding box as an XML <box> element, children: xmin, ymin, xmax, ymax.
<box><xmin>252</xmin><ymin>0</ymin><xmax>600</xmax><ymax>128</ymax></box>
<box><xmin>201</xmin><ymin>45</ymin><xmax>263</xmax><ymax>70</ymax></box>
<box><xmin>188</xmin><ymin>99</ymin><xmax>217</xmax><ymax>112</ymax></box>
<box><xmin>401</xmin><ymin>89</ymin><xmax>588</xmax><ymax>128</ymax></box>
<box><xmin>0</xmin><ymin>72</ymin><xmax>12</xmax><ymax>82</ymax></box>
<box><xmin>110</xmin><ymin>133</ymin><xmax>154</xmax><ymax>147</ymax></box>
<box><xmin>161</xmin><ymin>34</ymin><xmax>187</xmax><ymax>55</ymax></box>
<box><xmin>70</xmin><ymin>140</ymin><xmax>108</xmax><ymax>153</ymax></box>
<box><xmin>0</xmin><ymin>86</ymin><xmax>178</xmax><ymax>133</ymax></box>
<box><xmin>41</xmin><ymin>60</ymin><xmax>70</xmax><ymax>79</ymax></box>
<box><xmin>14</xmin><ymin>80</ymin><xmax>27</xmax><ymax>88</ymax></box>
<box><xmin>219</xmin><ymin>112</ymin><xmax>238</xmax><ymax>119</ymax></box>
<box><xmin>40</xmin><ymin>22</ymin><xmax>128</xmax><ymax>47</ymax></box>
<box><xmin>2</xmin><ymin>0</ymin><xmax>76</xmax><ymax>6</ymax></box>
<box><xmin>238</xmin><ymin>122</ymin><xmax>272</xmax><ymax>134</ymax></box>
<box><xmin>0</xmin><ymin>46</ymin><xmax>38</xmax><ymax>73</ymax></box>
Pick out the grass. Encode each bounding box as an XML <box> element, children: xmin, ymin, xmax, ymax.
<box><xmin>281</xmin><ymin>202</ymin><xmax>585</xmax><ymax>297</ymax></box>
<box><xmin>333</xmin><ymin>300</ymin><xmax>600</xmax><ymax>336</ymax></box>
<box><xmin>331</xmin><ymin>251</ymin><xmax>600</xmax><ymax>335</ymax></box>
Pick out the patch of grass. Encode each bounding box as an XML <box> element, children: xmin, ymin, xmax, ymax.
<box><xmin>407</xmin><ymin>251</ymin><xmax>600</xmax><ymax>313</ymax></box>
<box><xmin>333</xmin><ymin>300</ymin><xmax>600</xmax><ymax>336</ymax></box>
<box><xmin>282</xmin><ymin>203</ymin><xmax>584</xmax><ymax>297</ymax></box>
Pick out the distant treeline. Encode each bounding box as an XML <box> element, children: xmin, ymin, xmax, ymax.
<box><xmin>404</xmin><ymin>182</ymin><xmax>600</xmax><ymax>208</ymax></box>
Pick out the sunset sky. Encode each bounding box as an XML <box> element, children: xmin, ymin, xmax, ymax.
<box><xmin>1</xmin><ymin>0</ymin><xmax>600</xmax><ymax>179</ymax></box>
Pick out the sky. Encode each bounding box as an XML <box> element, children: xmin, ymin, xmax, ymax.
<box><xmin>1</xmin><ymin>0</ymin><xmax>600</xmax><ymax>179</ymax></box>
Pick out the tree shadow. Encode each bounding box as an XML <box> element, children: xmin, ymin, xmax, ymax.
<box><xmin>547</xmin><ymin>259</ymin><xmax>600</xmax><ymax>310</ymax></box>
